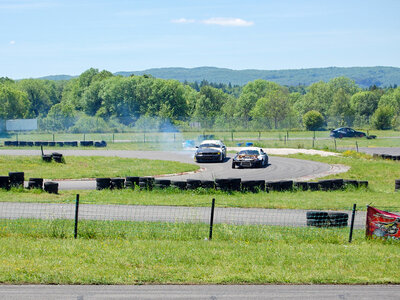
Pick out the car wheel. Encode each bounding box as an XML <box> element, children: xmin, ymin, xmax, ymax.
<box><xmin>220</xmin><ymin>154</ymin><xmax>223</xmax><ymax>162</ymax></box>
<box><xmin>232</xmin><ymin>162</ymin><xmax>236</xmax><ymax>169</ymax></box>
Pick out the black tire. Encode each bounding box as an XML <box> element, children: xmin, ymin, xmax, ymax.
<box><xmin>280</xmin><ymin>180</ymin><xmax>293</xmax><ymax>192</ymax></box>
<box><xmin>358</xmin><ymin>180</ymin><xmax>368</xmax><ymax>188</ymax></box>
<box><xmin>44</xmin><ymin>181</ymin><xmax>59</xmax><ymax>194</ymax></box>
<box><xmin>328</xmin><ymin>212</ymin><xmax>348</xmax><ymax>227</ymax></box>
<box><xmin>318</xmin><ymin>179</ymin><xmax>333</xmax><ymax>191</ymax></box>
<box><xmin>232</xmin><ymin>161</ymin><xmax>236</xmax><ymax>169</ymax></box>
<box><xmin>96</xmin><ymin>178</ymin><xmax>111</xmax><ymax>190</ymax></box>
<box><xmin>306</xmin><ymin>218</ymin><xmax>330</xmax><ymax>227</ymax></box>
<box><xmin>307</xmin><ymin>182</ymin><xmax>320</xmax><ymax>191</ymax></box>
<box><xmin>344</xmin><ymin>180</ymin><xmax>359</xmax><ymax>189</ymax></box>
<box><xmin>8</xmin><ymin>172</ymin><xmax>24</xmax><ymax>188</ymax></box>
<box><xmin>42</xmin><ymin>141</ymin><xmax>49</xmax><ymax>146</ymax></box>
<box><xmin>42</xmin><ymin>154</ymin><xmax>52</xmax><ymax>162</ymax></box>
<box><xmin>331</xmin><ymin>179</ymin><xmax>344</xmax><ymax>190</ymax></box>
<box><xmin>201</xmin><ymin>180</ymin><xmax>215</xmax><ymax>189</ymax></box>
<box><xmin>34</xmin><ymin>141</ymin><xmax>43</xmax><ymax>146</ymax></box>
<box><xmin>171</xmin><ymin>181</ymin><xmax>187</xmax><ymax>190</ymax></box>
<box><xmin>215</xmin><ymin>178</ymin><xmax>230</xmax><ymax>191</ymax></box>
<box><xmin>254</xmin><ymin>180</ymin><xmax>266</xmax><ymax>192</ymax></box>
<box><xmin>126</xmin><ymin>176</ymin><xmax>140</xmax><ymax>189</ymax></box>
<box><xmin>241</xmin><ymin>180</ymin><xmax>257</xmax><ymax>193</ymax></box>
<box><xmin>111</xmin><ymin>178</ymin><xmax>125</xmax><ymax>189</ymax></box>
<box><xmin>28</xmin><ymin>178</ymin><xmax>43</xmax><ymax>189</ymax></box>
<box><xmin>0</xmin><ymin>176</ymin><xmax>10</xmax><ymax>190</ymax></box>
<box><xmin>294</xmin><ymin>181</ymin><xmax>308</xmax><ymax>191</ymax></box>
<box><xmin>56</xmin><ymin>142</ymin><xmax>64</xmax><ymax>147</ymax></box>
<box><xmin>80</xmin><ymin>141</ymin><xmax>94</xmax><ymax>147</ymax></box>
<box><xmin>48</xmin><ymin>142</ymin><xmax>56</xmax><ymax>147</ymax></box>
<box><xmin>4</xmin><ymin>141</ymin><xmax>12</xmax><ymax>146</ymax></box>
<box><xmin>139</xmin><ymin>177</ymin><xmax>154</xmax><ymax>190</ymax></box>
<box><xmin>306</xmin><ymin>211</ymin><xmax>329</xmax><ymax>219</ymax></box>
<box><xmin>228</xmin><ymin>178</ymin><xmax>241</xmax><ymax>191</ymax></box>
<box><xmin>155</xmin><ymin>183</ymin><xmax>169</xmax><ymax>189</ymax></box>
<box><xmin>266</xmin><ymin>181</ymin><xmax>281</xmax><ymax>192</ymax></box>
<box><xmin>155</xmin><ymin>179</ymin><xmax>171</xmax><ymax>186</ymax></box>
<box><xmin>19</xmin><ymin>141</ymin><xmax>27</xmax><ymax>147</ymax></box>
<box><xmin>186</xmin><ymin>179</ymin><xmax>201</xmax><ymax>190</ymax></box>
<box><xmin>52</xmin><ymin>155</ymin><xmax>63</xmax><ymax>163</ymax></box>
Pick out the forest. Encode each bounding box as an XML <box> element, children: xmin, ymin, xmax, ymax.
<box><xmin>1</xmin><ymin>68</ymin><xmax>400</xmax><ymax>132</ymax></box>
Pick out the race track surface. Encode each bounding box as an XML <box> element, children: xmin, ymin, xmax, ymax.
<box><xmin>0</xmin><ymin>149</ymin><xmax>348</xmax><ymax>190</ymax></box>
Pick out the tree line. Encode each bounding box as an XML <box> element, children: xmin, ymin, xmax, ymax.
<box><xmin>1</xmin><ymin>68</ymin><xmax>399</xmax><ymax>132</ymax></box>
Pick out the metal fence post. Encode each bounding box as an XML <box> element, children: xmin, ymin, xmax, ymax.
<box><xmin>356</xmin><ymin>141</ymin><xmax>359</xmax><ymax>152</ymax></box>
<box><xmin>74</xmin><ymin>194</ymin><xmax>80</xmax><ymax>239</ymax></box>
<box><xmin>334</xmin><ymin>138</ymin><xmax>337</xmax><ymax>151</ymax></box>
<box><xmin>348</xmin><ymin>203</ymin><xmax>357</xmax><ymax>243</ymax></box>
<box><xmin>209</xmin><ymin>198</ymin><xmax>216</xmax><ymax>240</ymax></box>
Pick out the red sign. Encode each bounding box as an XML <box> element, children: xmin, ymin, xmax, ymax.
<box><xmin>366</xmin><ymin>206</ymin><xmax>400</xmax><ymax>239</ymax></box>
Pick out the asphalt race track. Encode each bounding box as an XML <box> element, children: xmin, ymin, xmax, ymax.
<box><xmin>1</xmin><ymin>284</ymin><xmax>400</xmax><ymax>299</ymax></box>
<box><xmin>0</xmin><ymin>149</ymin><xmax>347</xmax><ymax>190</ymax></box>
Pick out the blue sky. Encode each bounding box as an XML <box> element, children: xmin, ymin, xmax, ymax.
<box><xmin>1</xmin><ymin>0</ymin><xmax>399</xmax><ymax>79</ymax></box>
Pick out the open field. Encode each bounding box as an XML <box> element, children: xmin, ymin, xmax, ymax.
<box><xmin>1</xmin><ymin>229</ymin><xmax>399</xmax><ymax>284</ymax></box>
<box><xmin>0</xmin><ymin>156</ymin><xmax>198</xmax><ymax>179</ymax></box>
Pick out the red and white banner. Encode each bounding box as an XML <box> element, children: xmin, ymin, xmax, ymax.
<box><xmin>366</xmin><ymin>206</ymin><xmax>400</xmax><ymax>239</ymax></box>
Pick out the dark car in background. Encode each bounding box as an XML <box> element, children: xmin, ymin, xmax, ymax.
<box><xmin>330</xmin><ymin>127</ymin><xmax>366</xmax><ymax>138</ymax></box>
<box><xmin>194</xmin><ymin>140</ymin><xmax>226</xmax><ymax>163</ymax></box>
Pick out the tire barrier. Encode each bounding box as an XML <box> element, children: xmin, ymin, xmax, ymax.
<box><xmin>138</xmin><ymin>177</ymin><xmax>154</xmax><ymax>190</ymax></box>
<box><xmin>96</xmin><ymin>178</ymin><xmax>111</xmax><ymax>190</ymax></box>
<box><xmin>94</xmin><ymin>140</ymin><xmax>107</xmax><ymax>148</ymax></box>
<box><xmin>28</xmin><ymin>178</ymin><xmax>43</xmax><ymax>190</ymax></box>
<box><xmin>344</xmin><ymin>179</ymin><xmax>359</xmax><ymax>188</ymax></box>
<box><xmin>171</xmin><ymin>180</ymin><xmax>187</xmax><ymax>190</ymax></box>
<box><xmin>0</xmin><ymin>176</ymin><xmax>10</xmax><ymax>190</ymax></box>
<box><xmin>294</xmin><ymin>181</ymin><xmax>308</xmax><ymax>191</ymax></box>
<box><xmin>4</xmin><ymin>140</ymin><xmax>98</xmax><ymax>147</ymax></box>
<box><xmin>154</xmin><ymin>179</ymin><xmax>171</xmax><ymax>189</ymax></box>
<box><xmin>125</xmin><ymin>176</ymin><xmax>139</xmax><ymax>189</ymax></box>
<box><xmin>186</xmin><ymin>179</ymin><xmax>201</xmax><ymax>190</ymax></box>
<box><xmin>306</xmin><ymin>211</ymin><xmax>348</xmax><ymax>227</ymax></box>
<box><xmin>201</xmin><ymin>180</ymin><xmax>215</xmax><ymax>189</ymax></box>
<box><xmin>266</xmin><ymin>180</ymin><xmax>293</xmax><ymax>192</ymax></box>
<box><xmin>111</xmin><ymin>178</ymin><xmax>125</xmax><ymax>189</ymax></box>
<box><xmin>44</xmin><ymin>181</ymin><xmax>59</xmax><ymax>194</ymax></box>
<box><xmin>373</xmin><ymin>153</ymin><xmax>400</xmax><ymax>161</ymax></box>
<box><xmin>215</xmin><ymin>178</ymin><xmax>230</xmax><ymax>191</ymax></box>
<box><xmin>80</xmin><ymin>141</ymin><xmax>94</xmax><ymax>147</ymax></box>
<box><xmin>8</xmin><ymin>172</ymin><xmax>24</xmax><ymax>188</ymax></box>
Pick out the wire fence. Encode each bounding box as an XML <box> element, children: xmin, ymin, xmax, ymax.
<box><xmin>0</xmin><ymin>195</ymin><xmax>365</xmax><ymax>243</ymax></box>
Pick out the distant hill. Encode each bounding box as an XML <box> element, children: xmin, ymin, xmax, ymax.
<box><xmin>40</xmin><ymin>66</ymin><xmax>400</xmax><ymax>88</ymax></box>
<box><xmin>38</xmin><ymin>74</ymin><xmax>74</xmax><ymax>81</ymax></box>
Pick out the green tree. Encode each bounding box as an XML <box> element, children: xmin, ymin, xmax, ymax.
<box><xmin>17</xmin><ymin>79</ymin><xmax>53</xmax><ymax>117</ymax></box>
<box><xmin>302</xmin><ymin>110</ymin><xmax>324</xmax><ymax>131</ymax></box>
<box><xmin>0</xmin><ymin>84</ymin><xmax>30</xmax><ymax>119</ymax></box>
<box><xmin>371</xmin><ymin>106</ymin><xmax>394</xmax><ymax>130</ymax></box>
<box><xmin>194</xmin><ymin>86</ymin><xmax>229</xmax><ymax>128</ymax></box>
<box><xmin>250</xmin><ymin>89</ymin><xmax>290</xmax><ymax>129</ymax></box>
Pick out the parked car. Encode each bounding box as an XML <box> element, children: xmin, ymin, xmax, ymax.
<box><xmin>330</xmin><ymin>127</ymin><xmax>366</xmax><ymax>138</ymax></box>
<box><xmin>194</xmin><ymin>140</ymin><xmax>226</xmax><ymax>162</ymax></box>
<box><xmin>232</xmin><ymin>147</ymin><xmax>268</xmax><ymax>168</ymax></box>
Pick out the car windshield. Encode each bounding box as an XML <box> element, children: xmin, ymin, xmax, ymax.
<box><xmin>238</xmin><ymin>150</ymin><xmax>259</xmax><ymax>155</ymax></box>
<box><xmin>200</xmin><ymin>143</ymin><xmax>220</xmax><ymax>148</ymax></box>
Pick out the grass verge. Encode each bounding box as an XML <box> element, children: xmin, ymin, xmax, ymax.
<box><xmin>0</xmin><ymin>229</ymin><xmax>398</xmax><ymax>284</ymax></box>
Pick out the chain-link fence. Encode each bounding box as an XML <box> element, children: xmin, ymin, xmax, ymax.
<box><xmin>0</xmin><ymin>196</ymin><xmax>362</xmax><ymax>243</ymax></box>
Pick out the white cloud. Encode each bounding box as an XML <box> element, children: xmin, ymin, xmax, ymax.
<box><xmin>171</xmin><ymin>18</ymin><xmax>195</xmax><ymax>24</ymax></box>
<box><xmin>9</xmin><ymin>40</ymin><xmax>16</xmax><ymax>45</ymax></box>
<box><xmin>201</xmin><ymin>17</ymin><xmax>254</xmax><ymax>27</ymax></box>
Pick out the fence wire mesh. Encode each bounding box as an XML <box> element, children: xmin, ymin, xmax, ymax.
<box><xmin>0</xmin><ymin>199</ymin><xmax>363</xmax><ymax>242</ymax></box>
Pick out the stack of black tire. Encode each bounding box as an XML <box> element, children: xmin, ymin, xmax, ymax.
<box><xmin>80</xmin><ymin>141</ymin><xmax>94</xmax><ymax>147</ymax></box>
<box><xmin>9</xmin><ymin>172</ymin><xmax>24</xmax><ymax>188</ymax></box>
<box><xmin>96</xmin><ymin>178</ymin><xmax>111</xmax><ymax>190</ymax></box>
<box><xmin>44</xmin><ymin>182</ymin><xmax>59</xmax><ymax>194</ymax></box>
<box><xmin>111</xmin><ymin>178</ymin><xmax>125</xmax><ymax>189</ymax></box>
<box><xmin>293</xmin><ymin>179</ymin><xmax>368</xmax><ymax>191</ymax></box>
<box><xmin>155</xmin><ymin>179</ymin><xmax>171</xmax><ymax>189</ymax></box>
<box><xmin>28</xmin><ymin>178</ymin><xmax>43</xmax><ymax>190</ymax></box>
<box><xmin>94</xmin><ymin>140</ymin><xmax>107</xmax><ymax>147</ymax></box>
<box><xmin>52</xmin><ymin>153</ymin><xmax>64</xmax><ymax>163</ymax></box>
<box><xmin>395</xmin><ymin>179</ymin><xmax>400</xmax><ymax>192</ymax></box>
<box><xmin>126</xmin><ymin>177</ymin><xmax>139</xmax><ymax>189</ymax></box>
<box><xmin>139</xmin><ymin>177</ymin><xmax>154</xmax><ymax>190</ymax></box>
<box><xmin>306</xmin><ymin>211</ymin><xmax>349</xmax><ymax>227</ymax></box>
<box><xmin>171</xmin><ymin>180</ymin><xmax>187</xmax><ymax>190</ymax></box>
<box><xmin>0</xmin><ymin>176</ymin><xmax>10</xmax><ymax>190</ymax></box>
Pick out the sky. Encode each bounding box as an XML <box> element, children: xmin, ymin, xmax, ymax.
<box><xmin>1</xmin><ymin>0</ymin><xmax>399</xmax><ymax>79</ymax></box>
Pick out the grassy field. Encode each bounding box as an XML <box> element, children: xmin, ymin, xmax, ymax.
<box><xmin>1</xmin><ymin>228</ymin><xmax>399</xmax><ymax>284</ymax></box>
<box><xmin>0</xmin><ymin>156</ymin><xmax>198</xmax><ymax>179</ymax></box>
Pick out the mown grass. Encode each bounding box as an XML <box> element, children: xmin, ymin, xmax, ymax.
<box><xmin>0</xmin><ymin>155</ymin><xmax>198</xmax><ymax>179</ymax></box>
<box><xmin>0</xmin><ymin>228</ymin><xmax>399</xmax><ymax>284</ymax></box>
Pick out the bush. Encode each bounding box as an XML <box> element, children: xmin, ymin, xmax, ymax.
<box><xmin>371</xmin><ymin>106</ymin><xmax>394</xmax><ymax>130</ymax></box>
<box><xmin>303</xmin><ymin>110</ymin><xmax>324</xmax><ymax>131</ymax></box>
